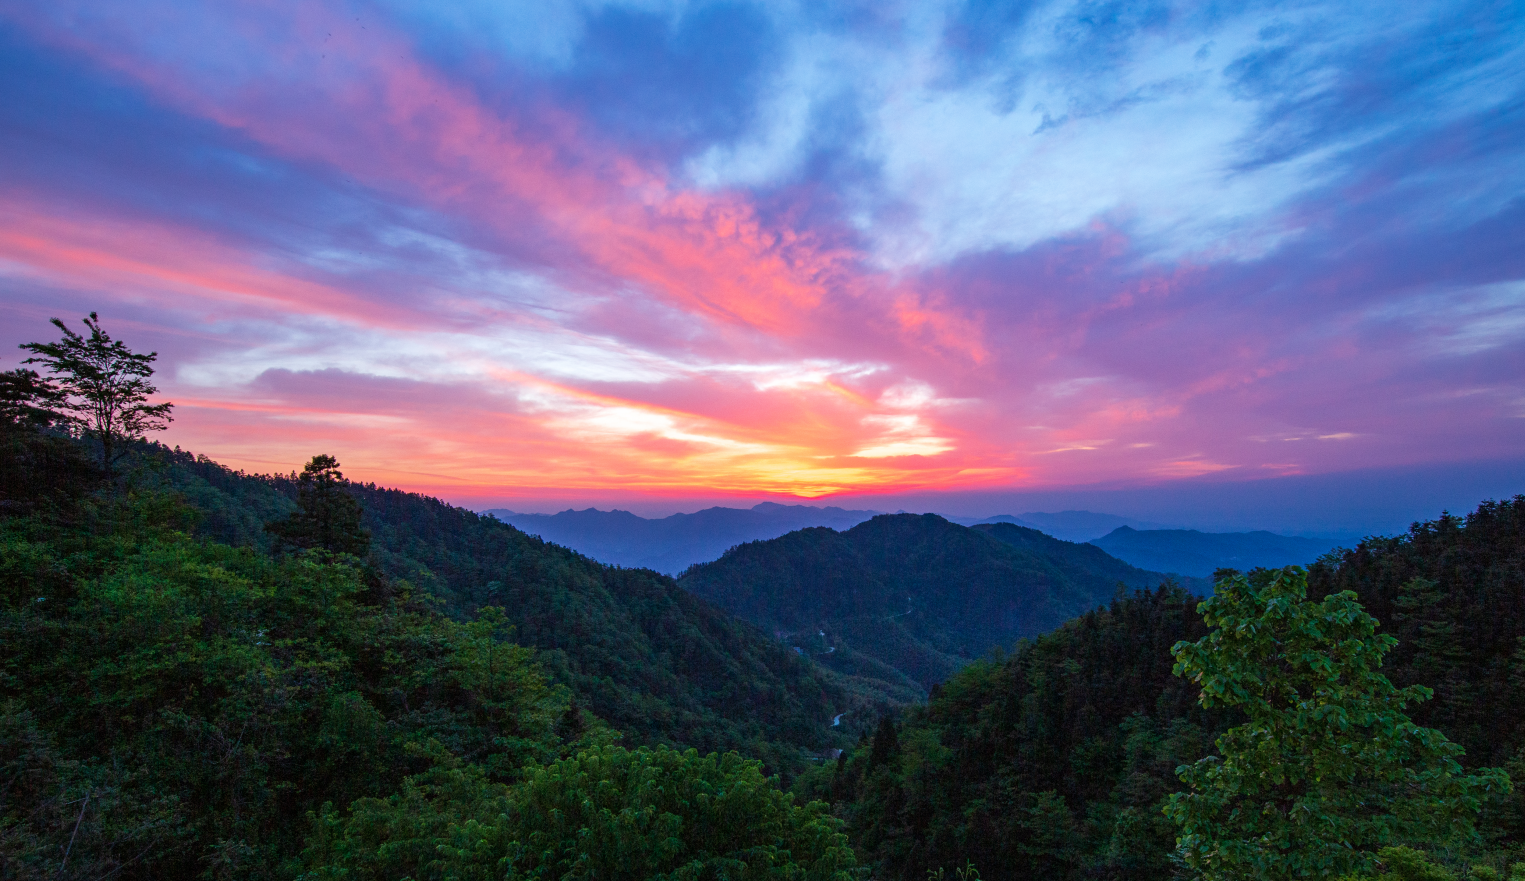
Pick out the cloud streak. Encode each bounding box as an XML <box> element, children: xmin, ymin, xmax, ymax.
<box><xmin>0</xmin><ymin>0</ymin><xmax>1521</xmax><ymax>506</ymax></box>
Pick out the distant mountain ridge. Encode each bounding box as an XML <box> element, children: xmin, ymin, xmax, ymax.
<box><xmin>482</xmin><ymin>502</ymin><xmax>881</xmax><ymax>574</ymax></box>
<box><xmin>483</xmin><ymin>502</ymin><xmax>1337</xmax><ymax>582</ymax></box>
<box><xmin>679</xmin><ymin>514</ymin><xmax>1198</xmax><ymax>695</ymax></box>
<box><xmin>1090</xmin><ymin>526</ymin><xmax>1341</xmax><ymax>577</ymax></box>
<box><xmin>947</xmin><ymin>510</ymin><xmax>1179</xmax><ymax>542</ymax></box>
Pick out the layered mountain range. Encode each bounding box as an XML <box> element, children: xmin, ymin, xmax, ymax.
<box><xmin>1090</xmin><ymin>526</ymin><xmax>1341</xmax><ymax>576</ymax></box>
<box><xmin>489</xmin><ymin>503</ymin><xmax>1339</xmax><ymax>580</ymax></box>
<box><xmin>483</xmin><ymin>503</ymin><xmax>881</xmax><ymax>574</ymax></box>
<box><xmin>10</xmin><ymin>434</ymin><xmax>1519</xmax><ymax>880</ymax></box>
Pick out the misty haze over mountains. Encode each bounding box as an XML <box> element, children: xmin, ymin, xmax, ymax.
<box><xmin>483</xmin><ymin>503</ymin><xmax>881</xmax><ymax>575</ymax></box>
<box><xmin>945</xmin><ymin>510</ymin><xmax>1178</xmax><ymax>542</ymax></box>
<box><xmin>484</xmin><ymin>503</ymin><xmax>1342</xmax><ymax>577</ymax></box>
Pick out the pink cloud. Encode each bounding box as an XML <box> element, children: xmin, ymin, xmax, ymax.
<box><xmin>3</xmin><ymin>2</ymin><xmax>1519</xmax><ymax>507</ymax></box>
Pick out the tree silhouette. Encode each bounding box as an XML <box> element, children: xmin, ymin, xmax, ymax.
<box><xmin>0</xmin><ymin>368</ymin><xmax>68</xmax><ymax>429</ymax></box>
<box><xmin>20</xmin><ymin>313</ymin><xmax>173</xmax><ymax>479</ymax></box>
<box><xmin>0</xmin><ymin>368</ymin><xmax>97</xmax><ymax>509</ymax></box>
<box><xmin>266</xmin><ymin>455</ymin><xmax>371</xmax><ymax>556</ymax></box>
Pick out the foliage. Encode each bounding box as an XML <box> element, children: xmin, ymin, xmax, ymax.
<box><xmin>0</xmin><ymin>368</ymin><xmax>68</xmax><ymax>428</ymax></box>
<box><xmin>836</xmin><ymin>500</ymin><xmax>1525</xmax><ymax>881</ymax></box>
<box><xmin>1166</xmin><ymin>567</ymin><xmax>1511</xmax><ymax>880</ymax></box>
<box><xmin>1</xmin><ymin>431</ymin><xmax>870</xmax><ymax>880</ymax></box>
<box><xmin>0</xmin><ymin>491</ymin><xmax>569</xmax><ymax>879</ymax></box>
<box><xmin>1339</xmin><ymin>845</ymin><xmax>1525</xmax><ymax>881</ymax></box>
<box><xmin>301</xmin><ymin>745</ymin><xmax>861</xmax><ymax>881</ymax></box>
<box><xmin>265</xmin><ymin>455</ymin><xmax>371</xmax><ymax>556</ymax></box>
<box><xmin>1308</xmin><ymin>498</ymin><xmax>1525</xmax><ymax>770</ymax></box>
<box><xmin>1358</xmin><ymin>847</ymin><xmax>1459</xmax><ymax>881</ymax></box>
<box><xmin>19</xmin><ymin>313</ymin><xmax>173</xmax><ymax>478</ymax></box>
<box><xmin>130</xmin><ymin>441</ymin><xmax>863</xmax><ymax>774</ymax></box>
<box><xmin>0</xmin><ymin>370</ymin><xmax>98</xmax><ymax>513</ymax></box>
<box><xmin>838</xmin><ymin>584</ymin><xmax>1220</xmax><ymax>881</ymax></box>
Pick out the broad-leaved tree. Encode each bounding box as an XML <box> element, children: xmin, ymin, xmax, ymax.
<box><xmin>1165</xmin><ymin>567</ymin><xmax>1510</xmax><ymax>880</ymax></box>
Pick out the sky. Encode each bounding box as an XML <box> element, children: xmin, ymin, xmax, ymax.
<box><xmin>2</xmin><ymin>0</ymin><xmax>1522</xmax><ymax>529</ymax></box>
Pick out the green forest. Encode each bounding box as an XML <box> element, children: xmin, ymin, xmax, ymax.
<box><xmin>4</xmin><ymin>317</ymin><xmax>1525</xmax><ymax>880</ymax></box>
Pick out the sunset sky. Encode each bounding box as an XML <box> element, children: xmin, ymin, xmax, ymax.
<box><xmin>2</xmin><ymin>1</ymin><xmax>1522</xmax><ymax>527</ymax></box>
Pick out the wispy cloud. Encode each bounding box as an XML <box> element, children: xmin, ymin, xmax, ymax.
<box><xmin>0</xmin><ymin>0</ymin><xmax>1520</xmax><ymax>504</ymax></box>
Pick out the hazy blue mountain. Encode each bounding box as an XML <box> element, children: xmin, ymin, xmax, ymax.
<box><xmin>1090</xmin><ymin>526</ymin><xmax>1342</xmax><ymax>577</ymax></box>
<box><xmin>679</xmin><ymin>514</ymin><xmax>1189</xmax><ymax>693</ymax></box>
<box><xmin>1006</xmin><ymin>510</ymin><xmax>1178</xmax><ymax>542</ymax></box>
<box><xmin>481</xmin><ymin>502</ymin><xmax>881</xmax><ymax>574</ymax></box>
<box><xmin>974</xmin><ymin>522</ymin><xmax>1211</xmax><ymax>594</ymax></box>
<box><xmin>945</xmin><ymin>513</ymin><xmax>1048</xmax><ymax>530</ymax></box>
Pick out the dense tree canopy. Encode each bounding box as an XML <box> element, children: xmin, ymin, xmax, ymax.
<box><xmin>833</xmin><ymin>583</ymin><xmax>1218</xmax><ymax>881</ymax></box>
<box><xmin>679</xmin><ymin>514</ymin><xmax>1187</xmax><ymax>697</ymax></box>
<box><xmin>302</xmin><ymin>745</ymin><xmax>859</xmax><ymax>881</ymax></box>
<box><xmin>0</xmin><ymin>369</ymin><xmax>96</xmax><ymax>512</ymax></box>
<box><xmin>1167</xmin><ymin>567</ymin><xmax>1509</xmax><ymax>880</ymax></box>
<box><xmin>831</xmin><ymin>505</ymin><xmax>1525</xmax><ymax>880</ymax></box>
<box><xmin>141</xmin><ymin>444</ymin><xmax>873</xmax><ymax>770</ymax></box>
<box><xmin>265</xmin><ymin>455</ymin><xmax>371</xmax><ymax>556</ymax></box>
<box><xmin>0</xmin><ymin>493</ymin><xmax>567</xmax><ymax>878</ymax></box>
<box><xmin>0</xmin><ymin>440</ymin><xmax>863</xmax><ymax>880</ymax></box>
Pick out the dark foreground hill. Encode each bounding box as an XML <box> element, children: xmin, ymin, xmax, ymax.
<box><xmin>484</xmin><ymin>502</ymin><xmax>880</xmax><ymax>574</ymax></box>
<box><xmin>1</xmin><ymin>437</ymin><xmax>862</xmax><ymax>879</ymax></box>
<box><xmin>826</xmin><ymin>497</ymin><xmax>1525</xmax><ymax>881</ymax></box>
<box><xmin>146</xmin><ymin>447</ymin><xmax>884</xmax><ymax>767</ymax></box>
<box><xmin>1090</xmin><ymin>525</ymin><xmax>1340</xmax><ymax>577</ymax></box>
<box><xmin>678</xmin><ymin>514</ymin><xmax>1189</xmax><ymax>695</ymax></box>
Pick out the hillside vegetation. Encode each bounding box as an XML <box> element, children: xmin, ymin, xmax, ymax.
<box><xmin>822</xmin><ymin>498</ymin><xmax>1525</xmax><ymax>880</ymax></box>
<box><xmin>0</xmin><ymin>439</ymin><xmax>864</xmax><ymax>879</ymax></box>
<box><xmin>144</xmin><ymin>447</ymin><xmax>883</xmax><ymax>768</ymax></box>
<box><xmin>6</xmin><ymin>434</ymin><xmax>1523</xmax><ymax>879</ymax></box>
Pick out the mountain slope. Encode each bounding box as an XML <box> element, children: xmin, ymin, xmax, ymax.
<box><xmin>484</xmin><ymin>502</ymin><xmax>880</xmax><ymax>574</ymax></box>
<box><xmin>678</xmin><ymin>514</ymin><xmax>1182</xmax><ymax>692</ymax></box>
<box><xmin>835</xmin><ymin>497</ymin><xmax>1525</xmax><ymax>881</ymax></box>
<box><xmin>145</xmin><ymin>446</ymin><xmax>881</xmax><ymax>769</ymax></box>
<box><xmin>1090</xmin><ymin>526</ymin><xmax>1339</xmax><ymax>577</ymax></box>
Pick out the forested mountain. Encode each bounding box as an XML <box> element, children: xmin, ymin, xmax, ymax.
<box><xmin>7</xmin><ymin>425</ymin><xmax>1525</xmax><ymax>879</ymax></box>
<box><xmin>1</xmin><ymin>441</ymin><xmax>862</xmax><ymax>878</ymax></box>
<box><xmin>144</xmin><ymin>447</ymin><xmax>880</xmax><ymax>769</ymax></box>
<box><xmin>484</xmin><ymin>502</ymin><xmax>880</xmax><ymax>574</ymax></box>
<box><xmin>678</xmin><ymin>514</ymin><xmax>1189</xmax><ymax>696</ymax></box>
<box><xmin>1308</xmin><ymin>499</ymin><xmax>1525</xmax><ymax>769</ymax></box>
<box><xmin>1090</xmin><ymin>525</ymin><xmax>1340</xmax><ymax>577</ymax></box>
<box><xmin>826</xmin><ymin>498</ymin><xmax>1525</xmax><ymax>880</ymax></box>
